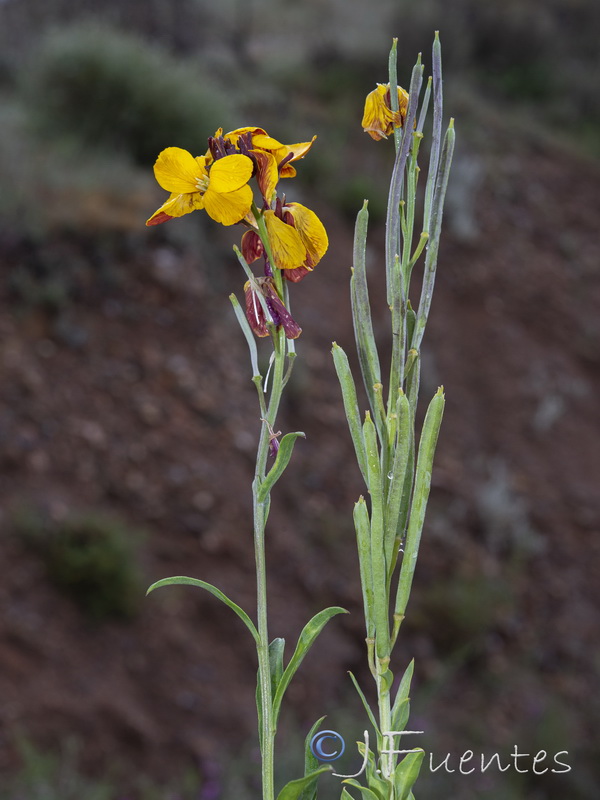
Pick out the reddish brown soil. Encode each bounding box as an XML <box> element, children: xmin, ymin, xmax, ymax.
<box><xmin>1</xmin><ymin>133</ymin><xmax>599</xmax><ymax>797</ymax></box>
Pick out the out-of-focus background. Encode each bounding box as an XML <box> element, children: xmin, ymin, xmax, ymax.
<box><xmin>1</xmin><ymin>0</ymin><xmax>599</xmax><ymax>798</ymax></box>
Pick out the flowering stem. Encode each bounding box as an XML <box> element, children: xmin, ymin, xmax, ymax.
<box><xmin>252</xmin><ymin>325</ymin><xmax>286</xmax><ymax>800</ymax></box>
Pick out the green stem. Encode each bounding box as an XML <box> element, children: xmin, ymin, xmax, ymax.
<box><xmin>253</xmin><ymin>327</ymin><xmax>286</xmax><ymax>800</ymax></box>
<box><xmin>377</xmin><ymin>676</ymin><xmax>394</xmax><ymax>783</ymax></box>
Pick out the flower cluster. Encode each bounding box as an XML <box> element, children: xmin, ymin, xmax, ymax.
<box><xmin>147</xmin><ymin>127</ymin><xmax>328</xmax><ymax>339</ymax></box>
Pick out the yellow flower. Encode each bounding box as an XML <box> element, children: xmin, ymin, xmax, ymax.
<box><xmin>222</xmin><ymin>127</ymin><xmax>316</xmax><ymax>178</ymax></box>
<box><xmin>243</xmin><ymin>201</ymin><xmax>328</xmax><ymax>280</ymax></box>
<box><xmin>362</xmin><ymin>84</ymin><xmax>409</xmax><ymax>141</ymax></box>
<box><xmin>146</xmin><ymin>147</ymin><xmax>253</xmax><ymax>226</ymax></box>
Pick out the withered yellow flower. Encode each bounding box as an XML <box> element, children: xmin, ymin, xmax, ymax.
<box><xmin>244</xmin><ymin>277</ymin><xmax>302</xmax><ymax>340</ymax></box>
<box><xmin>362</xmin><ymin>83</ymin><xmax>409</xmax><ymax>141</ymax></box>
<box><xmin>146</xmin><ymin>147</ymin><xmax>253</xmax><ymax>226</ymax></box>
<box><xmin>245</xmin><ymin>201</ymin><xmax>327</xmax><ymax>277</ymax></box>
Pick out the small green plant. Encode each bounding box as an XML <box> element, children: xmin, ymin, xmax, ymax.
<box><xmin>21</xmin><ymin>22</ymin><xmax>233</xmax><ymax>165</ymax></box>
<box><xmin>15</xmin><ymin>507</ymin><xmax>144</xmax><ymax>621</ymax></box>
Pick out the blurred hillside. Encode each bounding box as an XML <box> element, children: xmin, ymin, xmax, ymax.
<box><xmin>0</xmin><ymin>1</ymin><xmax>599</xmax><ymax>799</ymax></box>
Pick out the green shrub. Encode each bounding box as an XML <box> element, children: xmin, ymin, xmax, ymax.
<box><xmin>15</xmin><ymin>507</ymin><xmax>145</xmax><ymax>622</ymax></box>
<box><xmin>21</xmin><ymin>22</ymin><xmax>233</xmax><ymax>165</ymax></box>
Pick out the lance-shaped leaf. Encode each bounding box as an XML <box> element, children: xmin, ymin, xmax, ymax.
<box><xmin>276</xmin><ymin>767</ymin><xmax>332</xmax><ymax>800</ymax></box>
<box><xmin>229</xmin><ymin>293</ymin><xmax>261</xmax><ymax>380</ymax></box>
<box><xmin>390</xmin><ymin>659</ymin><xmax>414</xmax><ymax>733</ymax></box>
<box><xmin>351</xmin><ymin>202</ymin><xmax>381</xmax><ymax>424</ymax></box>
<box><xmin>356</xmin><ymin>741</ymin><xmax>389</xmax><ymax>800</ymax></box>
<box><xmin>394</xmin><ymin>751</ymin><xmax>425</xmax><ymax>800</ymax></box>
<box><xmin>395</xmin><ymin>388</ymin><xmax>445</xmax><ymax>619</ymax></box>
<box><xmin>348</xmin><ymin>671</ymin><xmax>381</xmax><ymax>740</ymax></box>
<box><xmin>332</xmin><ymin>343</ymin><xmax>368</xmax><ymax>483</ymax></box>
<box><xmin>301</xmin><ymin>715</ymin><xmax>327</xmax><ymax>800</ymax></box>
<box><xmin>269</xmin><ymin>637</ymin><xmax>285</xmax><ymax>696</ymax></box>
<box><xmin>272</xmin><ymin>606</ymin><xmax>348</xmax><ymax>724</ymax></box>
<box><xmin>257</xmin><ymin>431</ymin><xmax>306</xmax><ymax>503</ymax></box>
<box><xmin>353</xmin><ymin>497</ymin><xmax>375</xmax><ymax>639</ymax></box>
<box><xmin>147</xmin><ymin>576</ymin><xmax>259</xmax><ymax>645</ymax></box>
<box><xmin>363</xmin><ymin>412</ymin><xmax>390</xmax><ymax>659</ymax></box>
<box><xmin>342</xmin><ymin>781</ymin><xmax>380</xmax><ymax>800</ymax></box>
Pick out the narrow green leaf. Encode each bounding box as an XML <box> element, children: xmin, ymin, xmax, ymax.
<box><xmin>342</xmin><ymin>780</ymin><xmax>380</xmax><ymax>800</ymax></box>
<box><xmin>276</xmin><ymin>767</ymin><xmax>332</xmax><ymax>800</ymax></box>
<box><xmin>234</xmin><ymin>245</ymin><xmax>272</xmax><ymax>324</ymax></box>
<box><xmin>269</xmin><ymin>638</ymin><xmax>285</xmax><ymax>697</ymax></box>
<box><xmin>396</xmin><ymin>388</ymin><xmax>445</xmax><ymax>618</ymax></box>
<box><xmin>341</xmin><ymin>788</ymin><xmax>356</xmax><ymax>800</ymax></box>
<box><xmin>363</xmin><ymin>412</ymin><xmax>389</xmax><ymax>658</ymax></box>
<box><xmin>356</xmin><ymin>742</ymin><xmax>388</xmax><ymax>800</ymax></box>
<box><xmin>391</xmin><ymin>660</ymin><xmax>414</xmax><ymax>732</ymax></box>
<box><xmin>272</xmin><ymin>606</ymin><xmax>348</xmax><ymax>724</ymax></box>
<box><xmin>348</xmin><ymin>671</ymin><xmax>381</xmax><ymax>738</ymax></box>
<box><xmin>146</xmin><ymin>576</ymin><xmax>259</xmax><ymax>645</ymax></box>
<box><xmin>257</xmin><ymin>431</ymin><xmax>306</xmax><ymax>503</ymax></box>
<box><xmin>332</xmin><ymin>343</ymin><xmax>368</xmax><ymax>483</ymax></box>
<box><xmin>229</xmin><ymin>293</ymin><xmax>261</xmax><ymax>380</ymax></box>
<box><xmin>394</xmin><ymin>751</ymin><xmax>425</xmax><ymax>800</ymax></box>
<box><xmin>353</xmin><ymin>498</ymin><xmax>375</xmax><ymax>639</ymax></box>
<box><xmin>302</xmin><ymin>716</ymin><xmax>327</xmax><ymax>794</ymax></box>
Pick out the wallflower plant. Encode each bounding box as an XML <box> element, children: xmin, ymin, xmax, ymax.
<box><xmin>145</xmin><ymin>33</ymin><xmax>453</xmax><ymax>800</ymax></box>
<box><xmin>333</xmin><ymin>34</ymin><xmax>454</xmax><ymax>800</ymax></box>
<box><xmin>146</xmin><ymin>124</ymin><xmax>338</xmax><ymax>800</ymax></box>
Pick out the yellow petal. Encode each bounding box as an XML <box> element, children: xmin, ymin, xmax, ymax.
<box><xmin>254</xmin><ymin>135</ymin><xmax>316</xmax><ymax>173</ymax></box>
<box><xmin>225</xmin><ymin>126</ymin><xmax>268</xmax><ymax>141</ymax></box>
<box><xmin>362</xmin><ymin>84</ymin><xmax>393</xmax><ymax>140</ymax></box>
<box><xmin>276</xmin><ymin>136</ymin><xmax>317</xmax><ymax>163</ymax></box>
<box><xmin>251</xmin><ymin>149</ymin><xmax>279</xmax><ymax>202</ymax></box>
<box><xmin>284</xmin><ymin>203</ymin><xmax>328</xmax><ymax>267</ymax></box>
<box><xmin>264</xmin><ymin>210</ymin><xmax>306</xmax><ymax>270</ymax></box>
<box><xmin>279</xmin><ymin>164</ymin><xmax>297</xmax><ymax>179</ymax></box>
<box><xmin>146</xmin><ymin>191</ymin><xmax>203</xmax><ymax>225</ymax></box>
<box><xmin>153</xmin><ymin>147</ymin><xmax>202</xmax><ymax>193</ymax></box>
<box><xmin>203</xmin><ymin>184</ymin><xmax>253</xmax><ymax>226</ymax></box>
<box><xmin>362</xmin><ymin>84</ymin><xmax>409</xmax><ymax>140</ymax></box>
<box><xmin>251</xmin><ymin>133</ymin><xmax>285</xmax><ymax>151</ymax></box>
<box><xmin>209</xmin><ymin>154</ymin><xmax>254</xmax><ymax>193</ymax></box>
